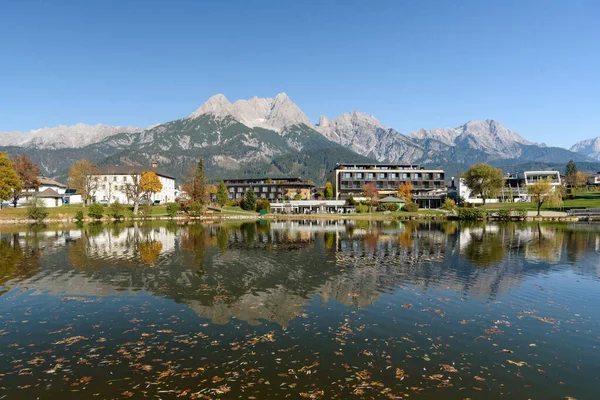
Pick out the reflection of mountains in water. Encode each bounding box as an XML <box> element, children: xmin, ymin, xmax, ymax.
<box><xmin>1</xmin><ymin>221</ymin><xmax>599</xmax><ymax>326</ymax></box>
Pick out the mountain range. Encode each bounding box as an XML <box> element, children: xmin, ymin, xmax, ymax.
<box><xmin>1</xmin><ymin>92</ymin><xmax>599</xmax><ymax>184</ymax></box>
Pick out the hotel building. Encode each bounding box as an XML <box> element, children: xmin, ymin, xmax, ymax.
<box><xmin>329</xmin><ymin>163</ymin><xmax>447</xmax><ymax>208</ymax></box>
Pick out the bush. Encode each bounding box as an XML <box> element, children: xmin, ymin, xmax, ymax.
<box><xmin>403</xmin><ymin>202</ymin><xmax>419</xmax><ymax>213</ymax></box>
<box><xmin>166</xmin><ymin>202</ymin><xmax>179</xmax><ymax>218</ymax></box>
<box><xmin>379</xmin><ymin>202</ymin><xmax>398</xmax><ymax>211</ymax></box>
<box><xmin>88</xmin><ymin>203</ymin><xmax>105</xmax><ymax>220</ymax></box>
<box><xmin>141</xmin><ymin>203</ymin><xmax>152</xmax><ymax>218</ymax></box>
<box><xmin>457</xmin><ymin>207</ymin><xmax>487</xmax><ymax>220</ymax></box>
<box><xmin>25</xmin><ymin>198</ymin><xmax>49</xmax><ymax>222</ymax></box>
<box><xmin>497</xmin><ymin>209</ymin><xmax>512</xmax><ymax>220</ymax></box>
<box><xmin>355</xmin><ymin>203</ymin><xmax>369</xmax><ymax>213</ymax></box>
<box><xmin>293</xmin><ymin>193</ymin><xmax>302</xmax><ymax>201</ymax></box>
<box><xmin>517</xmin><ymin>209</ymin><xmax>528</xmax><ymax>220</ymax></box>
<box><xmin>256</xmin><ymin>199</ymin><xmax>271</xmax><ymax>213</ymax></box>
<box><xmin>189</xmin><ymin>201</ymin><xmax>203</xmax><ymax>216</ymax></box>
<box><xmin>75</xmin><ymin>210</ymin><xmax>84</xmax><ymax>222</ymax></box>
<box><xmin>109</xmin><ymin>200</ymin><xmax>126</xmax><ymax>220</ymax></box>
<box><xmin>441</xmin><ymin>198</ymin><xmax>456</xmax><ymax>211</ymax></box>
<box><xmin>346</xmin><ymin>194</ymin><xmax>357</xmax><ymax>206</ymax></box>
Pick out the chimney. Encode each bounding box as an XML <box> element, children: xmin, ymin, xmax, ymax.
<box><xmin>151</xmin><ymin>161</ymin><xmax>158</xmax><ymax>169</ymax></box>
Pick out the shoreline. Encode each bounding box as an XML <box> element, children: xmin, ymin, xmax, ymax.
<box><xmin>0</xmin><ymin>213</ymin><xmax>588</xmax><ymax>225</ymax></box>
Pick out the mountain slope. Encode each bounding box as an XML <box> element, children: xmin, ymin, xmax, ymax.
<box><xmin>570</xmin><ymin>137</ymin><xmax>600</xmax><ymax>160</ymax></box>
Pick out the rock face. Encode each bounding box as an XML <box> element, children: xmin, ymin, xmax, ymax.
<box><xmin>188</xmin><ymin>92</ymin><xmax>312</xmax><ymax>132</ymax></box>
<box><xmin>570</xmin><ymin>137</ymin><xmax>600</xmax><ymax>160</ymax></box>
<box><xmin>408</xmin><ymin>119</ymin><xmax>535</xmax><ymax>159</ymax></box>
<box><xmin>0</xmin><ymin>123</ymin><xmax>143</xmax><ymax>149</ymax></box>
<box><xmin>316</xmin><ymin>111</ymin><xmax>424</xmax><ymax>163</ymax></box>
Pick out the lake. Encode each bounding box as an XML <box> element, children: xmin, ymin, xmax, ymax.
<box><xmin>0</xmin><ymin>220</ymin><xmax>599</xmax><ymax>399</ymax></box>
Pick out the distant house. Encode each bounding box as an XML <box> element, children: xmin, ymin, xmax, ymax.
<box><xmin>587</xmin><ymin>172</ymin><xmax>600</xmax><ymax>185</ymax></box>
<box><xmin>19</xmin><ymin>176</ymin><xmax>68</xmax><ymax>206</ymax></box>
<box><xmin>91</xmin><ymin>164</ymin><xmax>176</xmax><ymax>204</ymax></box>
<box><xmin>35</xmin><ymin>188</ymin><xmax>64</xmax><ymax>208</ymax></box>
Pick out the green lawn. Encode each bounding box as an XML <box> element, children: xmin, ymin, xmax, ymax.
<box><xmin>0</xmin><ymin>204</ymin><xmax>169</xmax><ymax>220</ymax></box>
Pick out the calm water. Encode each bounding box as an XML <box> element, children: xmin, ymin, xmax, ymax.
<box><xmin>1</xmin><ymin>220</ymin><xmax>599</xmax><ymax>399</ymax></box>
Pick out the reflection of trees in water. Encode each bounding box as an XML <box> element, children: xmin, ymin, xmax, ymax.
<box><xmin>462</xmin><ymin>226</ymin><xmax>506</xmax><ymax>267</ymax></box>
<box><xmin>4</xmin><ymin>221</ymin><xmax>600</xmax><ymax>324</ymax></box>
<box><xmin>0</xmin><ymin>230</ymin><xmax>43</xmax><ymax>294</ymax></box>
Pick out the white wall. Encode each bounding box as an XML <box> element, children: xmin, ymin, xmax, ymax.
<box><xmin>94</xmin><ymin>174</ymin><xmax>176</xmax><ymax>204</ymax></box>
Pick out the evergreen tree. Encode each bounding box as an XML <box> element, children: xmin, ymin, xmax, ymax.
<box><xmin>565</xmin><ymin>160</ymin><xmax>577</xmax><ymax>177</ymax></box>
<box><xmin>243</xmin><ymin>188</ymin><xmax>256</xmax><ymax>211</ymax></box>
<box><xmin>183</xmin><ymin>159</ymin><xmax>207</xmax><ymax>203</ymax></box>
<box><xmin>216</xmin><ymin>181</ymin><xmax>229</xmax><ymax>207</ymax></box>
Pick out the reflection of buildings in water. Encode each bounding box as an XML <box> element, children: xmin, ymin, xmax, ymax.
<box><xmin>3</xmin><ymin>222</ymin><xmax>600</xmax><ymax>327</ymax></box>
<box><xmin>82</xmin><ymin>225</ymin><xmax>176</xmax><ymax>259</ymax></box>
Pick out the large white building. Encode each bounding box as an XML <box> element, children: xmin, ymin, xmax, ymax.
<box><xmin>92</xmin><ymin>165</ymin><xmax>176</xmax><ymax>204</ymax></box>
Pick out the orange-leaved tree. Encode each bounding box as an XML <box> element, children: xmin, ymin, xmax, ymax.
<box><xmin>68</xmin><ymin>159</ymin><xmax>100</xmax><ymax>206</ymax></box>
<box><xmin>140</xmin><ymin>171</ymin><xmax>163</xmax><ymax>202</ymax></box>
<box><xmin>363</xmin><ymin>182</ymin><xmax>379</xmax><ymax>213</ymax></box>
<box><xmin>11</xmin><ymin>153</ymin><xmax>41</xmax><ymax>206</ymax></box>
<box><xmin>398</xmin><ymin>182</ymin><xmax>413</xmax><ymax>202</ymax></box>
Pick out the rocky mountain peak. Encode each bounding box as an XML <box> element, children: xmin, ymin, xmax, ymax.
<box><xmin>188</xmin><ymin>92</ymin><xmax>311</xmax><ymax>132</ymax></box>
<box><xmin>570</xmin><ymin>136</ymin><xmax>600</xmax><ymax>160</ymax></box>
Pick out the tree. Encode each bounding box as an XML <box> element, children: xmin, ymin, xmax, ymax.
<box><xmin>0</xmin><ymin>152</ymin><xmax>23</xmax><ymax>208</ymax></box>
<box><xmin>528</xmin><ymin>177</ymin><xmax>562</xmax><ymax>216</ymax></box>
<box><xmin>324</xmin><ymin>182</ymin><xmax>333</xmax><ymax>199</ymax></box>
<box><xmin>68</xmin><ymin>159</ymin><xmax>100</xmax><ymax>206</ymax></box>
<box><xmin>398</xmin><ymin>182</ymin><xmax>413</xmax><ymax>202</ymax></box>
<box><xmin>462</xmin><ymin>163</ymin><xmax>505</xmax><ymax>205</ymax></box>
<box><xmin>166</xmin><ymin>202</ymin><xmax>179</xmax><ymax>218</ymax></box>
<box><xmin>11</xmin><ymin>154</ymin><xmax>41</xmax><ymax>206</ymax></box>
<box><xmin>140</xmin><ymin>171</ymin><xmax>163</xmax><ymax>204</ymax></box>
<box><xmin>183</xmin><ymin>160</ymin><xmax>207</xmax><ymax>203</ymax></box>
<box><xmin>216</xmin><ymin>181</ymin><xmax>229</xmax><ymax>207</ymax></box>
<box><xmin>564</xmin><ymin>160</ymin><xmax>585</xmax><ymax>190</ymax></box>
<box><xmin>565</xmin><ymin>159</ymin><xmax>577</xmax><ymax>177</ymax></box>
<box><xmin>362</xmin><ymin>182</ymin><xmax>379</xmax><ymax>212</ymax></box>
<box><xmin>242</xmin><ymin>188</ymin><xmax>256</xmax><ymax>211</ymax></box>
<box><xmin>124</xmin><ymin>174</ymin><xmax>144</xmax><ymax>215</ymax></box>
<box><xmin>441</xmin><ymin>198</ymin><xmax>456</xmax><ymax>211</ymax></box>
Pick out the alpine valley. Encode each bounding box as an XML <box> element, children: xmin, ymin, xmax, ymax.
<box><xmin>1</xmin><ymin>93</ymin><xmax>599</xmax><ymax>184</ymax></box>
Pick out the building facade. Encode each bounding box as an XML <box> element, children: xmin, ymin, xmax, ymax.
<box><xmin>328</xmin><ymin>163</ymin><xmax>446</xmax><ymax>208</ymax></box>
<box><xmin>223</xmin><ymin>177</ymin><xmax>314</xmax><ymax>201</ymax></box>
<box><xmin>453</xmin><ymin>170</ymin><xmax>561</xmax><ymax>204</ymax></box>
<box><xmin>92</xmin><ymin>166</ymin><xmax>176</xmax><ymax>204</ymax></box>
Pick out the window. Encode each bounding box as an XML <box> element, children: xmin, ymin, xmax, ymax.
<box><xmin>262</xmin><ymin>187</ymin><xmax>268</xmax><ymax>192</ymax></box>
<box><xmin>390</xmin><ymin>173</ymin><xmax>397</xmax><ymax>179</ymax></box>
<box><xmin>368</xmin><ymin>172</ymin><xmax>375</xmax><ymax>179</ymax></box>
<box><xmin>113</xmin><ymin>176</ymin><xmax>117</xmax><ymax>182</ymax></box>
<box><xmin>238</xmin><ymin>187</ymin><xmax>244</xmax><ymax>193</ymax></box>
<box><xmin>343</xmin><ymin>172</ymin><xmax>352</xmax><ymax>179</ymax></box>
<box><xmin>356</xmin><ymin>172</ymin><xmax>363</xmax><ymax>179</ymax></box>
<box><xmin>229</xmin><ymin>187</ymin><xmax>234</xmax><ymax>192</ymax></box>
<box><xmin>379</xmin><ymin>173</ymin><xmax>386</xmax><ymax>179</ymax></box>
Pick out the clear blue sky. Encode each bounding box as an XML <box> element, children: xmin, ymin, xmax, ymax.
<box><xmin>1</xmin><ymin>0</ymin><xmax>599</xmax><ymax>148</ymax></box>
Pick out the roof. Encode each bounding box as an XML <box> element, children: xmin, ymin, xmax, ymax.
<box><xmin>380</xmin><ymin>196</ymin><xmax>406</xmax><ymax>203</ymax></box>
<box><xmin>40</xmin><ymin>176</ymin><xmax>67</xmax><ymax>188</ymax></box>
<box><xmin>93</xmin><ymin>166</ymin><xmax>175</xmax><ymax>180</ymax></box>
<box><xmin>36</xmin><ymin>188</ymin><xmax>63</xmax><ymax>198</ymax></box>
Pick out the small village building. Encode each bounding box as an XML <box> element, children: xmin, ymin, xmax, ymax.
<box><xmin>379</xmin><ymin>196</ymin><xmax>406</xmax><ymax>209</ymax></box>
<box><xmin>18</xmin><ymin>177</ymin><xmax>68</xmax><ymax>206</ymax></box>
<box><xmin>35</xmin><ymin>188</ymin><xmax>64</xmax><ymax>208</ymax></box>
